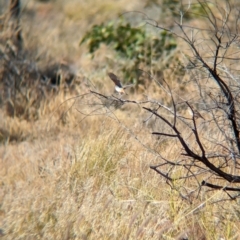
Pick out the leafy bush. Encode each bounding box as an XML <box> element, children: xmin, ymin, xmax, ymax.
<box><xmin>161</xmin><ymin>0</ymin><xmax>209</xmax><ymax>20</ymax></box>
<box><xmin>80</xmin><ymin>20</ymin><xmax>177</xmax><ymax>84</ymax></box>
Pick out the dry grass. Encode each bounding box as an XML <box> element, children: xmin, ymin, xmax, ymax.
<box><xmin>1</xmin><ymin>0</ymin><xmax>240</xmax><ymax>239</ymax></box>
<box><xmin>2</xmin><ymin>113</ymin><xmax>240</xmax><ymax>239</ymax></box>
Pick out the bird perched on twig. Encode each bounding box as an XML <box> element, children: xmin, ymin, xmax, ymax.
<box><xmin>108</xmin><ymin>72</ymin><xmax>134</xmax><ymax>95</ymax></box>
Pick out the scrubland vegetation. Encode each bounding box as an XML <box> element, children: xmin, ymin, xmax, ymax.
<box><xmin>1</xmin><ymin>0</ymin><xmax>240</xmax><ymax>239</ymax></box>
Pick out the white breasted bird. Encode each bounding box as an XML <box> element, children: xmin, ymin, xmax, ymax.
<box><xmin>108</xmin><ymin>72</ymin><xmax>134</xmax><ymax>95</ymax></box>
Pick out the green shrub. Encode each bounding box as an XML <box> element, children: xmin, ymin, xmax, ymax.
<box><xmin>80</xmin><ymin>20</ymin><xmax>177</xmax><ymax>84</ymax></box>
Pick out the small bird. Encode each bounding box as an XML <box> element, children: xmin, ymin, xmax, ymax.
<box><xmin>108</xmin><ymin>72</ymin><xmax>134</xmax><ymax>95</ymax></box>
